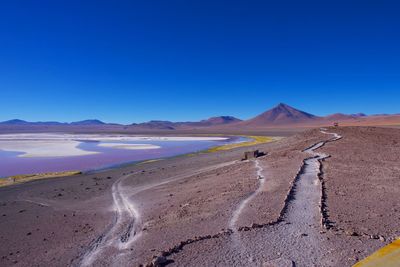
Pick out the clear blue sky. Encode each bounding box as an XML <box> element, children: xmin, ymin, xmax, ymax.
<box><xmin>1</xmin><ymin>1</ymin><xmax>399</xmax><ymax>124</ymax></box>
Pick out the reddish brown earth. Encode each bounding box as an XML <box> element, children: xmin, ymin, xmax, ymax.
<box><xmin>0</xmin><ymin>126</ymin><xmax>399</xmax><ymax>267</ymax></box>
<box><xmin>320</xmin><ymin>127</ymin><xmax>400</xmax><ymax>239</ymax></box>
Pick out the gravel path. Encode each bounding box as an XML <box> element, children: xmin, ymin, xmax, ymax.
<box><xmin>234</xmin><ymin>131</ymin><xmax>341</xmax><ymax>266</ymax></box>
<box><xmin>167</xmin><ymin>130</ymin><xmax>343</xmax><ymax>266</ymax></box>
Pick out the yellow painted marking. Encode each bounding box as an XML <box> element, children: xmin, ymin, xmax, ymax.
<box><xmin>353</xmin><ymin>239</ymin><xmax>400</xmax><ymax>267</ymax></box>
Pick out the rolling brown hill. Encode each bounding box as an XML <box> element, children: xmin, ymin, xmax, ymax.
<box><xmin>1</xmin><ymin>104</ymin><xmax>399</xmax><ymax>134</ymax></box>
<box><xmin>215</xmin><ymin>103</ymin><xmax>400</xmax><ymax>131</ymax></box>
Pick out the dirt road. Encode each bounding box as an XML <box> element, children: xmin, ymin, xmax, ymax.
<box><xmin>1</xmin><ymin>127</ymin><xmax>398</xmax><ymax>267</ymax></box>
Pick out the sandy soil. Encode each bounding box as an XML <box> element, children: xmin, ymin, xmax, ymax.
<box><xmin>0</xmin><ymin>127</ymin><xmax>399</xmax><ymax>267</ymax></box>
<box><xmin>320</xmin><ymin>127</ymin><xmax>400</xmax><ymax>239</ymax></box>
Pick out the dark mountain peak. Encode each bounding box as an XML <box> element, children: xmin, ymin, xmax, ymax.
<box><xmin>325</xmin><ymin>113</ymin><xmax>353</xmax><ymax>120</ymax></box>
<box><xmin>325</xmin><ymin>113</ymin><xmax>368</xmax><ymax>121</ymax></box>
<box><xmin>147</xmin><ymin>120</ymin><xmax>174</xmax><ymax>124</ymax></box>
<box><xmin>241</xmin><ymin>103</ymin><xmax>318</xmax><ymax>126</ymax></box>
<box><xmin>0</xmin><ymin>119</ymin><xmax>29</xmax><ymax>125</ymax></box>
<box><xmin>132</xmin><ymin>120</ymin><xmax>175</xmax><ymax>130</ymax></box>
<box><xmin>273</xmin><ymin>103</ymin><xmax>302</xmax><ymax>112</ymax></box>
<box><xmin>276</xmin><ymin>102</ymin><xmax>290</xmax><ymax>108</ymax></box>
<box><xmin>70</xmin><ymin>119</ymin><xmax>105</xmax><ymax>125</ymax></box>
<box><xmin>267</xmin><ymin>103</ymin><xmax>316</xmax><ymax>119</ymax></box>
<box><xmin>352</xmin><ymin>113</ymin><xmax>367</xmax><ymax>117</ymax></box>
<box><xmin>202</xmin><ymin>116</ymin><xmax>242</xmax><ymax>125</ymax></box>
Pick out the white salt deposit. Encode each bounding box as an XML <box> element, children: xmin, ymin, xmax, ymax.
<box><xmin>98</xmin><ymin>143</ymin><xmax>160</xmax><ymax>150</ymax></box>
<box><xmin>0</xmin><ymin>140</ymin><xmax>98</xmax><ymax>157</ymax></box>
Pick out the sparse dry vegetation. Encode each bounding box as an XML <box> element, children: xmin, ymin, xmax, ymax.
<box><xmin>206</xmin><ymin>136</ymin><xmax>278</xmax><ymax>152</ymax></box>
<box><xmin>0</xmin><ymin>171</ymin><xmax>81</xmax><ymax>187</ymax></box>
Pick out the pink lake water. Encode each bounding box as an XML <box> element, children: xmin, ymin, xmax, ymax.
<box><xmin>0</xmin><ymin>136</ymin><xmax>246</xmax><ymax>177</ymax></box>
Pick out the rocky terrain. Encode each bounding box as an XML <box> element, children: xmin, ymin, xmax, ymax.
<box><xmin>0</xmin><ymin>126</ymin><xmax>399</xmax><ymax>266</ymax></box>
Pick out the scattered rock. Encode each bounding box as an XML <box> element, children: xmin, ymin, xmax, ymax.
<box><xmin>264</xmin><ymin>258</ymin><xmax>294</xmax><ymax>267</ymax></box>
<box><xmin>150</xmin><ymin>255</ymin><xmax>167</xmax><ymax>266</ymax></box>
<box><xmin>345</xmin><ymin>230</ymin><xmax>359</xmax><ymax>236</ymax></box>
<box><xmin>238</xmin><ymin>226</ymin><xmax>251</xmax><ymax>231</ymax></box>
<box><xmin>251</xmin><ymin>223</ymin><xmax>262</xmax><ymax>228</ymax></box>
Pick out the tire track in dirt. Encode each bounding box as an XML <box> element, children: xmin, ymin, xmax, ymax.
<box><xmin>228</xmin><ymin>157</ymin><xmax>266</xmax><ymax>260</ymax></box>
<box><xmin>229</xmin><ymin>158</ymin><xmax>266</xmax><ymax>230</ymax></box>
<box><xmin>79</xmin><ymin>172</ymin><xmax>142</xmax><ymax>266</ymax></box>
<box><xmin>78</xmin><ymin>161</ymin><xmax>238</xmax><ymax>266</ymax></box>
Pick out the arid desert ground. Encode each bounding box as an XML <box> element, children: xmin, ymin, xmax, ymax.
<box><xmin>0</xmin><ymin>126</ymin><xmax>399</xmax><ymax>267</ymax></box>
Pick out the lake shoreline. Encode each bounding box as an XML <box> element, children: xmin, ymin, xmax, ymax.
<box><xmin>0</xmin><ymin>134</ymin><xmax>239</xmax><ymax>178</ymax></box>
<box><xmin>0</xmin><ymin>135</ymin><xmax>275</xmax><ymax>186</ymax></box>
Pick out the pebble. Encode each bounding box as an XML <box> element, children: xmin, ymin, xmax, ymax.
<box><xmin>264</xmin><ymin>258</ymin><xmax>294</xmax><ymax>267</ymax></box>
<box><xmin>345</xmin><ymin>230</ymin><xmax>359</xmax><ymax>236</ymax></box>
<box><xmin>151</xmin><ymin>255</ymin><xmax>167</xmax><ymax>266</ymax></box>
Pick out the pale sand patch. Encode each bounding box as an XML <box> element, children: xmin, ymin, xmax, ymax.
<box><xmin>97</xmin><ymin>143</ymin><xmax>160</xmax><ymax>150</ymax></box>
<box><xmin>0</xmin><ymin>140</ymin><xmax>98</xmax><ymax>158</ymax></box>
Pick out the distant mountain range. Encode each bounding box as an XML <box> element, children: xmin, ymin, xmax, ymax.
<box><xmin>0</xmin><ymin>119</ymin><xmax>107</xmax><ymax>126</ymax></box>
<box><xmin>130</xmin><ymin>116</ymin><xmax>242</xmax><ymax>130</ymax></box>
<box><xmin>0</xmin><ymin>115</ymin><xmax>243</xmax><ymax>131</ymax></box>
<box><xmin>1</xmin><ymin>103</ymin><xmax>399</xmax><ymax>132</ymax></box>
